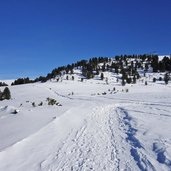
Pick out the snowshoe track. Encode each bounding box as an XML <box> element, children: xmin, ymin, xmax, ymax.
<box><xmin>40</xmin><ymin>105</ymin><xmax>121</xmax><ymax>171</ymax></box>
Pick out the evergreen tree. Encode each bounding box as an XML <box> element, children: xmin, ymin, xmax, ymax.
<box><xmin>86</xmin><ymin>71</ymin><xmax>94</xmax><ymax>79</ymax></box>
<box><xmin>0</xmin><ymin>90</ymin><xmax>2</xmax><ymax>100</ymax></box>
<box><xmin>2</xmin><ymin>87</ymin><xmax>11</xmax><ymax>100</ymax></box>
<box><xmin>100</xmin><ymin>73</ymin><xmax>104</xmax><ymax>80</ymax></box>
<box><xmin>144</xmin><ymin>63</ymin><xmax>149</xmax><ymax>72</ymax></box>
<box><xmin>158</xmin><ymin>61</ymin><xmax>165</xmax><ymax>72</ymax></box>
<box><xmin>126</xmin><ymin>77</ymin><xmax>132</xmax><ymax>84</ymax></box>
<box><xmin>102</xmin><ymin>63</ymin><xmax>106</xmax><ymax>72</ymax></box>
<box><xmin>96</xmin><ymin>69</ymin><xmax>99</xmax><ymax>75</ymax></box>
<box><xmin>121</xmin><ymin>77</ymin><xmax>126</xmax><ymax>86</ymax></box>
<box><xmin>136</xmin><ymin>72</ymin><xmax>140</xmax><ymax>79</ymax></box>
<box><xmin>159</xmin><ymin>77</ymin><xmax>162</xmax><ymax>81</ymax></box>
<box><xmin>133</xmin><ymin>75</ymin><xmax>136</xmax><ymax>84</ymax></box>
<box><xmin>151</xmin><ymin>56</ymin><xmax>159</xmax><ymax>72</ymax></box>
<box><xmin>164</xmin><ymin>73</ymin><xmax>169</xmax><ymax>84</ymax></box>
<box><xmin>70</xmin><ymin>69</ymin><xmax>74</xmax><ymax>74</ymax></box>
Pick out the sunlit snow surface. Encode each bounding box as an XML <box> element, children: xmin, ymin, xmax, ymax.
<box><xmin>0</xmin><ymin>74</ymin><xmax>171</xmax><ymax>171</ymax></box>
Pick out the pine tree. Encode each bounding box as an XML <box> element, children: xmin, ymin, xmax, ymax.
<box><xmin>164</xmin><ymin>73</ymin><xmax>169</xmax><ymax>84</ymax></box>
<box><xmin>121</xmin><ymin>78</ymin><xmax>126</xmax><ymax>86</ymax></box>
<box><xmin>2</xmin><ymin>87</ymin><xmax>11</xmax><ymax>100</ymax></box>
<box><xmin>0</xmin><ymin>90</ymin><xmax>2</xmax><ymax>100</ymax></box>
<box><xmin>145</xmin><ymin>63</ymin><xmax>149</xmax><ymax>72</ymax></box>
<box><xmin>96</xmin><ymin>69</ymin><xmax>99</xmax><ymax>75</ymax></box>
<box><xmin>100</xmin><ymin>73</ymin><xmax>104</xmax><ymax>80</ymax></box>
<box><xmin>159</xmin><ymin>77</ymin><xmax>162</xmax><ymax>81</ymax></box>
<box><xmin>126</xmin><ymin>77</ymin><xmax>132</xmax><ymax>84</ymax></box>
<box><xmin>133</xmin><ymin>75</ymin><xmax>136</xmax><ymax>84</ymax></box>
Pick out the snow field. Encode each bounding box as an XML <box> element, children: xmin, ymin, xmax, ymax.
<box><xmin>0</xmin><ymin>76</ymin><xmax>171</xmax><ymax>171</ymax></box>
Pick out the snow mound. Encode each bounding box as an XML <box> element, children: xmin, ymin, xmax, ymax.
<box><xmin>0</xmin><ymin>106</ymin><xmax>19</xmax><ymax>114</ymax></box>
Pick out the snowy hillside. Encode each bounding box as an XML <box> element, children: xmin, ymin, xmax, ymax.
<box><xmin>0</xmin><ymin>72</ymin><xmax>171</xmax><ymax>171</ymax></box>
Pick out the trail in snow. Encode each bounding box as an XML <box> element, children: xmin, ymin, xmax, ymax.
<box><xmin>40</xmin><ymin>105</ymin><xmax>121</xmax><ymax>171</ymax></box>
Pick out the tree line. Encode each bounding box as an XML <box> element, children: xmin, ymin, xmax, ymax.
<box><xmin>11</xmin><ymin>54</ymin><xmax>171</xmax><ymax>85</ymax></box>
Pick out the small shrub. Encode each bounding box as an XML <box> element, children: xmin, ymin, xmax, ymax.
<box><xmin>32</xmin><ymin>102</ymin><xmax>36</xmax><ymax>107</ymax></box>
<box><xmin>47</xmin><ymin>98</ymin><xmax>57</xmax><ymax>105</ymax></box>
<box><xmin>38</xmin><ymin>102</ymin><xmax>43</xmax><ymax>106</ymax></box>
<box><xmin>159</xmin><ymin>77</ymin><xmax>162</xmax><ymax>81</ymax></box>
<box><xmin>153</xmin><ymin>78</ymin><xmax>156</xmax><ymax>82</ymax></box>
<box><xmin>12</xmin><ymin>109</ymin><xmax>19</xmax><ymax>114</ymax></box>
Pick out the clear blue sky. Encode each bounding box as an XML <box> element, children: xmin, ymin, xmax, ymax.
<box><xmin>0</xmin><ymin>0</ymin><xmax>171</xmax><ymax>79</ymax></box>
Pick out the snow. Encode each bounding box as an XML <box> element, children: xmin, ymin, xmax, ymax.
<box><xmin>0</xmin><ymin>74</ymin><xmax>171</xmax><ymax>171</ymax></box>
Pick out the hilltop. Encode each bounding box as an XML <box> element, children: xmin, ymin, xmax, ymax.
<box><xmin>7</xmin><ymin>54</ymin><xmax>171</xmax><ymax>86</ymax></box>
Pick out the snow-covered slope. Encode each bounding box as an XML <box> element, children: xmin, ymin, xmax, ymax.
<box><xmin>0</xmin><ymin>75</ymin><xmax>171</xmax><ymax>171</ymax></box>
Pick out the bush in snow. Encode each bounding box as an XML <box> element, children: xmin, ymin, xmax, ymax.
<box><xmin>38</xmin><ymin>102</ymin><xmax>43</xmax><ymax>106</ymax></box>
<box><xmin>12</xmin><ymin>109</ymin><xmax>20</xmax><ymax>114</ymax></box>
<box><xmin>159</xmin><ymin>77</ymin><xmax>162</xmax><ymax>81</ymax></box>
<box><xmin>47</xmin><ymin>97</ymin><xmax>59</xmax><ymax>106</ymax></box>
<box><xmin>32</xmin><ymin>102</ymin><xmax>36</xmax><ymax>107</ymax></box>
<box><xmin>125</xmin><ymin>88</ymin><xmax>129</xmax><ymax>93</ymax></box>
